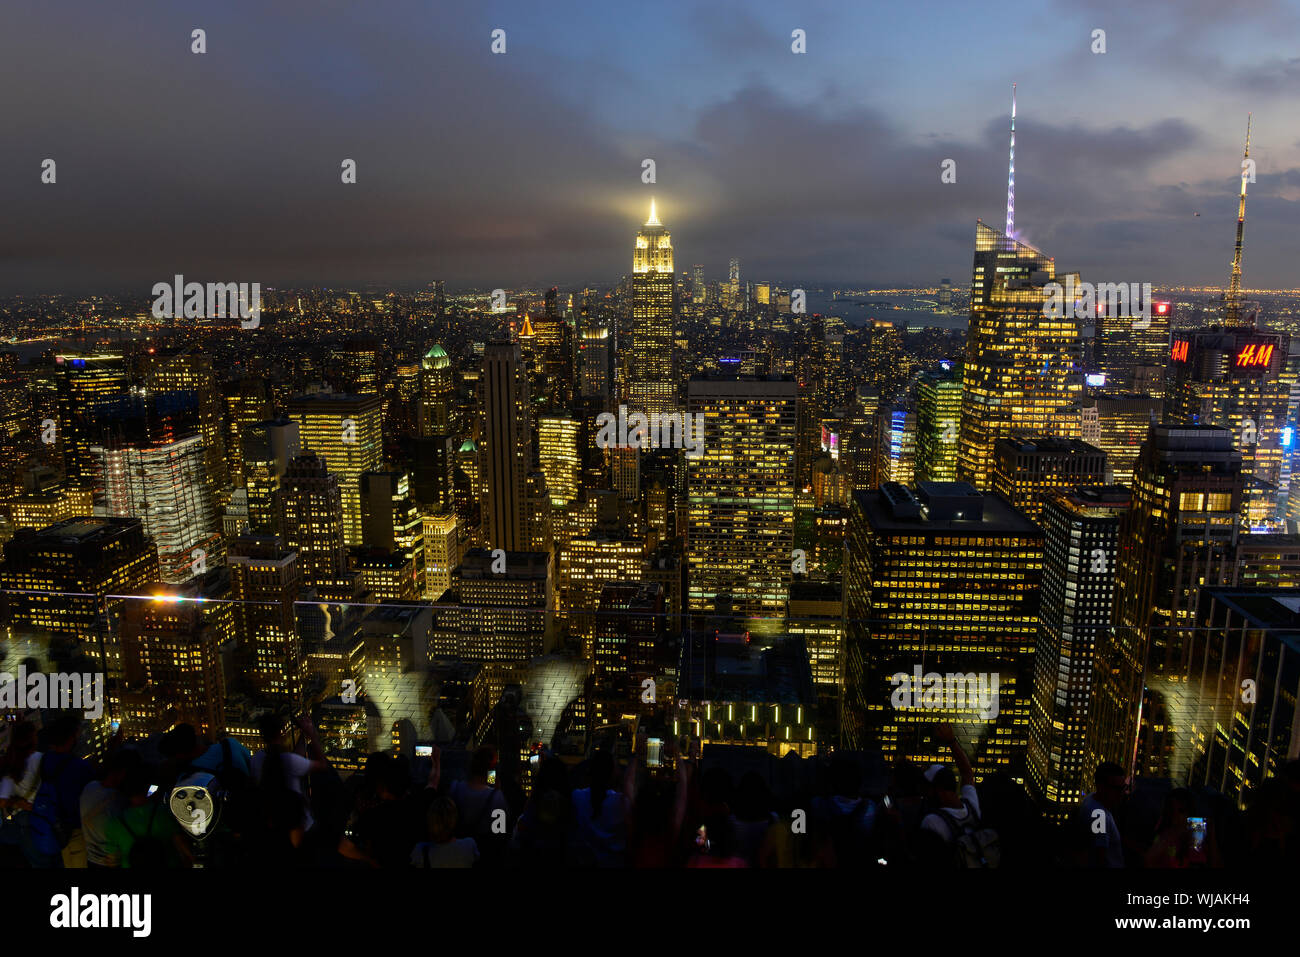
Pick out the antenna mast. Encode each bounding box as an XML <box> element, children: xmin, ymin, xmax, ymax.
<box><xmin>1006</xmin><ymin>83</ymin><xmax>1016</xmax><ymax>236</ymax></box>
<box><xmin>1226</xmin><ymin>114</ymin><xmax>1252</xmax><ymax>326</ymax></box>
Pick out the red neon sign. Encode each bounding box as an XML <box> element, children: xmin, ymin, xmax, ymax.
<box><xmin>1236</xmin><ymin>343</ymin><xmax>1274</xmax><ymax>368</ymax></box>
<box><xmin>1171</xmin><ymin>340</ymin><xmax>1190</xmax><ymax>362</ymax></box>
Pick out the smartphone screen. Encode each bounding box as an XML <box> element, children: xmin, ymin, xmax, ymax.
<box><xmin>415</xmin><ymin>745</ymin><xmax>432</xmax><ymax>757</ymax></box>
<box><xmin>487</xmin><ymin>769</ymin><xmax>497</xmax><ymax>786</ymax></box>
<box><xmin>147</xmin><ymin>784</ymin><xmax>158</xmax><ymax>797</ymax></box>
<box><xmin>646</xmin><ymin>737</ymin><xmax>662</xmax><ymax>767</ymax></box>
<box><xmin>1187</xmin><ymin>816</ymin><xmax>1206</xmax><ymax>851</ymax></box>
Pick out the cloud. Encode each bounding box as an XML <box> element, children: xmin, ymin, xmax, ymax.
<box><xmin>0</xmin><ymin>0</ymin><xmax>1294</xmax><ymax>292</ymax></box>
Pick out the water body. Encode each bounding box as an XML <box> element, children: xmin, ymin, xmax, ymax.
<box><xmin>799</xmin><ymin>290</ymin><xmax>966</xmax><ymax>329</ymax></box>
<box><xmin>4</xmin><ymin>328</ymin><xmax>157</xmax><ymax>363</ymax></box>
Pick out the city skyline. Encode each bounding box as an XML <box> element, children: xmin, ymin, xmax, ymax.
<box><xmin>3</xmin><ymin>3</ymin><xmax>1299</xmax><ymax>913</ymax></box>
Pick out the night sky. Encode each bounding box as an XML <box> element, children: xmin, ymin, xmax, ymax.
<box><xmin>2</xmin><ymin>0</ymin><xmax>1298</xmax><ymax>294</ymax></box>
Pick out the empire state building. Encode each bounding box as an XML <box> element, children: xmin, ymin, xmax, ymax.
<box><xmin>628</xmin><ymin>200</ymin><xmax>676</xmax><ymax>414</ymax></box>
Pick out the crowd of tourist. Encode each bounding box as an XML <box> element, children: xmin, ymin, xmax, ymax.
<box><xmin>3</xmin><ymin>714</ymin><xmax>1298</xmax><ymax>870</ymax></box>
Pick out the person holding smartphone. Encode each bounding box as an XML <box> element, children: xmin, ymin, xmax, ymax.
<box><xmin>1145</xmin><ymin>788</ymin><xmax>1215</xmax><ymax>868</ymax></box>
<box><xmin>450</xmin><ymin>747</ymin><xmax>509</xmax><ymax>865</ymax></box>
<box><xmin>251</xmin><ymin>713</ymin><xmax>331</xmax><ymax>846</ymax></box>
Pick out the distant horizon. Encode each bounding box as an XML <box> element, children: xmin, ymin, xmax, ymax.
<box><xmin>5</xmin><ymin>278</ymin><xmax>1298</xmax><ymax>301</ymax></box>
<box><xmin>4</xmin><ymin>0</ymin><xmax>1297</xmax><ymax>294</ymax></box>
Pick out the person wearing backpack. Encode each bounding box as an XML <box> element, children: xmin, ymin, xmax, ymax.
<box><xmin>812</xmin><ymin>754</ymin><xmax>879</xmax><ymax>868</ymax></box>
<box><xmin>38</xmin><ymin>714</ymin><xmax>95</xmax><ymax>867</ymax></box>
<box><xmin>102</xmin><ymin>763</ymin><xmax>191</xmax><ymax>868</ymax></box>
<box><xmin>919</xmin><ymin>723</ymin><xmax>1000</xmax><ymax>868</ymax></box>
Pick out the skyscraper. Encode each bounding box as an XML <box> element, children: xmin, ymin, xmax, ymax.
<box><xmin>579</xmin><ymin>324</ymin><xmax>611</xmax><ymax>400</ymax></box>
<box><xmin>686</xmin><ymin>375</ymin><xmax>797</xmax><ymax>621</ymax></box>
<box><xmin>531</xmin><ymin>291</ymin><xmax>576</xmax><ymax>410</ymax></box>
<box><xmin>1028</xmin><ymin>486</ymin><xmax>1129</xmax><ymax>824</ymax></box>
<box><xmin>145</xmin><ymin>346</ymin><xmax>229</xmax><ymax>496</ymax></box>
<box><xmin>957</xmin><ymin>223</ymin><xmax>1083</xmax><ymax>489</ymax></box>
<box><xmin>1093</xmin><ymin>295</ymin><xmax>1171</xmax><ymax>396</ymax></box>
<box><xmin>957</xmin><ymin>90</ymin><xmax>1082</xmax><ymax>491</ymax></box>
<box><xmin>359</xmin><ymin>471</ymin><xmax>424</xmax><ymax>597</ymax></box>
<box><xmin>871</xmin><ymin>406</ymin><xmax>917</xmax><ymax>488</ymax></box>
<box><xmin>280</xmin><ymin>453</ymin><xmax>357</xmax><ymax>602</ymax></box>
<box><xmin>1107</xmin><ymin>425</ymin><xmax>1243</xmax><ymax>778</ymax></box>
<box><xmin>537</xmin><ymin>414</ymin><xmax>581</xmax><ymax>505</ymax></box>
<box><xmin>334</xmin><ymin>337</ymin><xmax>380</xmax><ymax>395</ymax></box>
<box><xmin>422</xmin><ymin>509</ymin><xmax>460</xmax><ymax>601</ymax></box>
<box><xmin>433</xmin><ymin>549</ymin><xmax>553</xmax><ymax>662</ymax></box>
<box><xmin>54</xmin><ymin>353</ymin><xmax>128</xmax><ymax>488</ymax></box>
<box><xmin>418</xmin><ymin>344</ymin><xmax>454</xmax><ymax>437</ymax></box>
<box><xmin>92</xmin><ymin>434</ymin><xmax>223</xmax><ymax>584</ymax></box>
<box><xmin>242</xmin><ymin>418</ymin><xmax>301</xmax><ymax>534</ymax></box>
<box><xmin>288</xmin><ymin>393</ymin><xmax>383</xmax><ymax>546</ymax></box>
<box><xmin>480</xmin><ymin>340</ymin><xmax>533</xmax><ymax>553</ymax></box>
<box><xmin>1080</xmin><ymin>392</ymin><xmax>1162</xmax><ymax>486</ymax></box>
<box><xmin>222</xmin><ymin>377</ymin><xmax>271</xmax><ymax>488</ymax></box>
<box><xmin>844</xmin><ymin>482</ymin><xmax>1043</xmax><ymax>777</ymax></box>
<box><xmin>1186</xmin><ymin>587</ymin><xmax>1300</xmax><ymax>809</ymax></box>
<box><xmin>558</xmin><ymin>529</ymin><xmax>645</xmax><ymax>658</ymax></box>
<box><xmin>590</xmin><ymin>581</ymin><xmax>666</xmax><ymax>727</ymax></box>
<box><xmin>628</xmin><ymin>200</ymin><xmax>675</xmax><ymax>414</ymax></box>
<box><xmin>1166</xmin><ymin>327</ymin><xmax>1291</xmax><ymax>528</ymax></box>
<box><xmin>915</xmin><ymin>365</ymin><xmax>963</xmax><ymax>483</ymax></box>
<box><xmin>1</xmin><ymin>517</ymin><xmax>160</xmax><ymax>690</ymax></box>
<box><xmin>227</xmin><ymin>534</ymin><xmax>304</xmax><ymax>706</ymax></box>
<box><xmin>121</xmin><ymin>594</ymin><xmax>227</xmax><ymax>739</ymax></box>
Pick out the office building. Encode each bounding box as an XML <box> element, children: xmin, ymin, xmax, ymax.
<box><xmin>242</xmin><ymin>418</ymin><xmax>302</xmax><ymax>534</ymax></box>
<box><xmin>120</xmin><ymin>592</ymin><xmax>227</xmax><ymax>739</ymax></box>
<box><xmin>92</xmin><ymin>433</ymin><xmax>223</xmax><ymax>584</ymax></box>
<box><xmin>915</xmin><ymin>365</ymin><xmax>963</xmax><ymax>483</ymax></box>
<box><xmin>844</xmin><ymin>482</ymin><xmax>1043</xmax><ymax>778</ymax></box>
<box><xmin>288</xmin><ymin>393</ymin><xmax>383</xmax><ymax>546</ymax></box>
<box><xmin>480</xmin><ymin>340</ymin><xmax>534</xmax><ymax>553</ymax></box>
<box><xmin>538</xmin><ymin>414</ymin><xmax>582</xmax><ymax>505</ymax></box>
<box><xmin>1107</xmin><ymin>426</ymin><xmax>1244</xmax><ymax>778</ymax></box>
<box><xmin>686</xmin><ymin>375</ymin><xmax>797</xmax><ymax>621</ymax></box>
<box><xmin>957</xmin><ymin>222</ymin><xmax>1083</xmax><ymax>488</ymax></box>
<box><xmin>991</xmin><ymin>437</ymin><xmax>1107</xmax><ymax>523</ymax></box>
<box><xmin>1080</xmin><ymin>393</ymin><xmax>1162</xmax><ymax>486</ymax></box>
<box><xmin>227</xmin><ymin>535</ymin><xmax>304</xmax><ymax>706</ymax></box>
<box><xmin>280</xmin><ymin>453</ymin><xmax>358</xmax><ymax>602</ymax></box>
<box><xmin>1028</xmin><ymin>486</ymin><xmax>1129</xmax><ymax>824</ymax></box>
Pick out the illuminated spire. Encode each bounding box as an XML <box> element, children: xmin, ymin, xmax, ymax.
<box><xmin>1226</xmin><ymin>113</ymin><xmax>1252</xmax><ymax>326</ymax></box>
<box><xmin>646</xmin><ymin>197</ymin><xmax>660</xmax><ymax>227</ymax></box>
<box><xmin>1006</xmin><ymin>83</ymin><xmax>1016</xmax><ymax>236</ymax></box>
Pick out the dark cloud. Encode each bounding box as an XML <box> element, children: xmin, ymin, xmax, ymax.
<box><xmin>1232</xmin><ymin>56</ymin><xmax>1300</xmax><ymax>95</ymax></box>
<box><xmin>0</xmin><ymin>0</ymin><xmax>1294</xmax><ymax>294</ymax></box>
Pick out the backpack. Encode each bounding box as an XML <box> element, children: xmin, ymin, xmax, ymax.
<box><xmin>28</xmin><ymin>755</ymin><xmax>71</xmax><ymax>855</ymax></box>
<box><xmin>122</xmin><ymin>801</ymin><xmax>168</xmax><ymax>869</ymax></box>
<box><xmin>827</xmin><ymin>799</ymin><xmax>878</xmax><ymax>867</ymax></box>
<box><xmin>937</xmin><ymin>798</ymin><xmax>1000</xmax><ymax>868</ymax></box>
